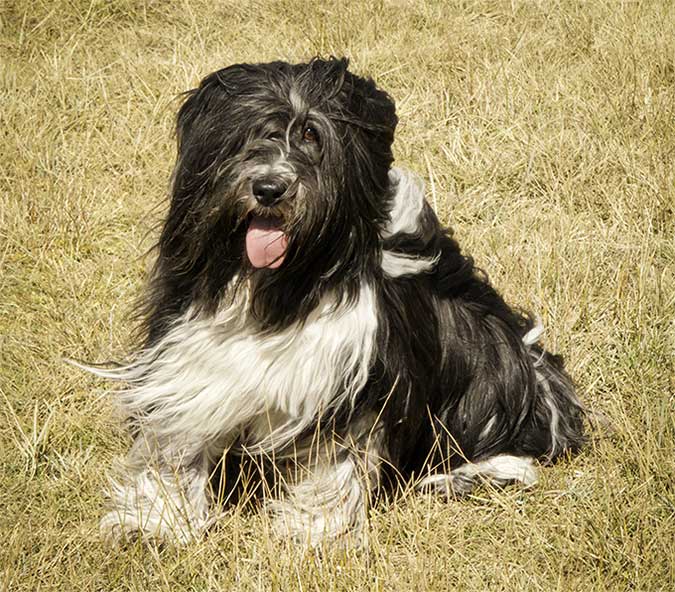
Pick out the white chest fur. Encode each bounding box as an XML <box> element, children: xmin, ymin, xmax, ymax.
<box><xmin>117</xmin><ymin>284</ymin><xmax>379</xmax><ymax>448</ymax></box>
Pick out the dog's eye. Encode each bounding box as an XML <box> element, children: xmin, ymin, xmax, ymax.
<box><xmin>302</xmin><ymin>126</ymin><xmax>319</xmax><ymax>144</ymax></box>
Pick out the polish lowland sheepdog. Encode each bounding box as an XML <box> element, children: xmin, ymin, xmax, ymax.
<box><xmin>86</xmin><ymin>57</ymin><xmax>584</xmax><ymax>546</ymax></box>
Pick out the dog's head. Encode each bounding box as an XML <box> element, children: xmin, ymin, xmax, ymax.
<box><xmin>147</xmin><ymin>58</ymin><xmax>397</xmax><ymax>337</ymax></box>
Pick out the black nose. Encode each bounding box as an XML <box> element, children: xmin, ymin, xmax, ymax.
<box><xmin>252</xmin><ymin>178</ymin><xmax>287</xmax><ymax>207</ymax></box>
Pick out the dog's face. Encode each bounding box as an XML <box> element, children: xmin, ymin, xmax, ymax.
<box><xmin>148</xmin><ymin>58</ymin><xmax>397</xmax><ymax>337</ymax></box>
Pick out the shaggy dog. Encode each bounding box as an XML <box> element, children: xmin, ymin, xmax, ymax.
<box><xmin>88</xmin><ymin>57</ymin><xmax>584</xmax><ymax>546</ymax></box>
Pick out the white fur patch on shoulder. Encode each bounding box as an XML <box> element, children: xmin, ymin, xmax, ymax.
<box><xmin>382</xmin><ymin>167</ymin><xmax>427</xmax><ymax>238</ymax></box>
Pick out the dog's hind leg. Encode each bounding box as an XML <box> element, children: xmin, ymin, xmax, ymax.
<box><xmin>415</xmin><ymin>337</ymin><xmax>583</xmax><ymax>499</ymax></box>
<box><xmin>100</xmin><ymin>434</ymin><xmax>219</xmax><ymax>545</ymax></box>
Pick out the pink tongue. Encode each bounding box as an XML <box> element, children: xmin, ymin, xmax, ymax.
<box><xmin>245</xmin><ymin>216</ymin><xmax>288</xmax><ymax>269</ymax></box>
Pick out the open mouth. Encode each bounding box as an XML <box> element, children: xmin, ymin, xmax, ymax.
<box><xmin>245</xmin><ymin>214</ymin><xmax>289</xmax><ymax>269</ymax></box>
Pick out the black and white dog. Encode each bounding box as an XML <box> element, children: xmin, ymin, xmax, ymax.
<box><xmin>92</xmin><ymin>57</ymin><xmax>584</xmax><ymax>546</ymax></box>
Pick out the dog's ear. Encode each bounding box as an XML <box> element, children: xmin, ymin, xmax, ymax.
<box><xmin>175</xmin><ymin>64</ymin><xmax>255</xmax><ymax>163</ymax></box>
<box><xmin>344</xmin><ymin>71</ymin><xmax>398</xmax><ymax>140</ymax></box>
<box><xmin>300</xmin><ymin>56</ymin><xmax>350</xmax><ymax>101</ymax></box>
<box><xmin>302</xmin><ymin>57</ymin><xmax>398</xmax><ymax>140</ymax></box>
<box><xmin>339</xmin><ymin>67</ymin><xmax>398</xmax><ymax>199</ymax></box>
<box><xmin>174</xmin><ymin>71</ymin><xmax>227</xmax><ymax>189</ymax></box>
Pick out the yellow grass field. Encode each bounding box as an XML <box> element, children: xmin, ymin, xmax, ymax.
<box><xmin>2</xmin><ymin>1</ymin><xmax>674</xmax><ymax>589</ymax></box>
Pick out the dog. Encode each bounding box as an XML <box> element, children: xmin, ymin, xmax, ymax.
<box><xmin>87</xmin><ymin>57</ymin><xmax>584</xmax><ymax>546</ymax></box>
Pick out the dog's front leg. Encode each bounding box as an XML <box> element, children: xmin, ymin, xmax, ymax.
<box><xmin>100</xmin><ymin>432</ymin><xmax>218</xmax><ymax>545</ymax></box>
<box><xmin>268</xmin><ymin>431</ymin><xmax>385</xmax><ymax>548</ymax></box>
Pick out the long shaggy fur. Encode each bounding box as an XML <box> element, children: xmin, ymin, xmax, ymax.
<box><xmin>89</xmin><ymin>57</ymin><xmax>584</xmax><ymax>546</ymax></box>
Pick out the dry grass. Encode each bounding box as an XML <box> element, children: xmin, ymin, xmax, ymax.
<box><xmin>2</xmin><ymin>0</ymin><xmax>674</xmax><ymax>590</ymax></box>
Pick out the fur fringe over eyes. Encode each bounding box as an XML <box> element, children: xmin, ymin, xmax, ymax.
<box><xmin>83</xmin><ymin>57</ymin><xmax>585</xmax><ymax>547</ymax></box>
